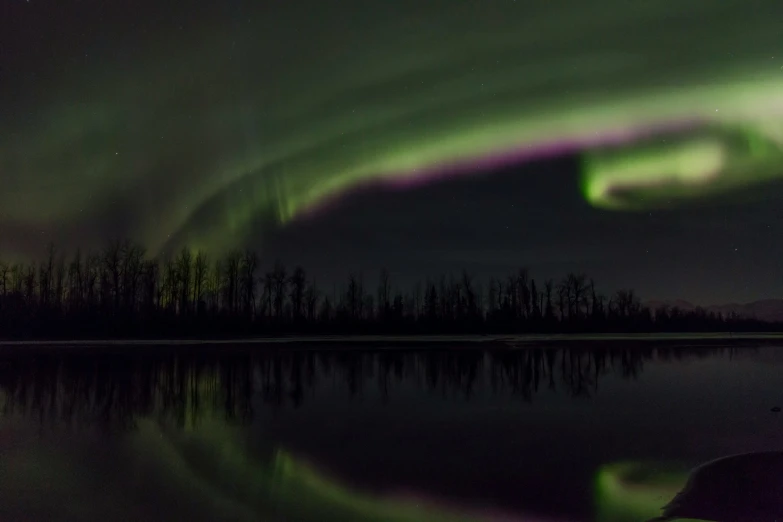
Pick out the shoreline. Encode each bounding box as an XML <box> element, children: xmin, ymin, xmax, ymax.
<box><xmin>1</xmin><ymin>332</ymin><xmax>783</xmax><ymax>348</ymax></box>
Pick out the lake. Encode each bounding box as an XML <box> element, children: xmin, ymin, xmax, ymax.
<box><xmin>1</xmin><ymin>341</ymin><xmax>781</xmax><ymax>521</ymax></box>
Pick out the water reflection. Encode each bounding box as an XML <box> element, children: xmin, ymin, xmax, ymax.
<box><xmin>0</xmin><ymin>345</ymin><xmax>764</xmax><ymax>522</ymax></box>
<box><xmin>0</xmin><ymin>345</ymin><xmax>748</xmax><ymax>428</ymax></box>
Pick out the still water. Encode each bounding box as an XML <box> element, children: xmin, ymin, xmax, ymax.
<box><xmin>1</xmin><ymin>342</ymin><xmax>781</xmax><ymax>521</ymax></box>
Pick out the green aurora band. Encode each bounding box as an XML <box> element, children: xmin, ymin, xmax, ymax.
<box><xmin>0</xmin><ymin>414</ymin><xmax>560</xmax><ymax>522</ymax></box>
<box><xmin>0</xmin><ymin>368</ymin><xmax>706</xmax><ymax>521</ymax></box>
<box><xmin>2</xmin><ymin>413</ymin><xmax>698</xmax><ymax>521</ymax></box>
<box><xmin>594</xmin><ymin>461</ymin><xmax>694</xmax><ymax>522</ymax></box>
<box><xmin>1</xmin><ymin>1</ymin><xmax>782</xmax><ymax>255</ymax></box>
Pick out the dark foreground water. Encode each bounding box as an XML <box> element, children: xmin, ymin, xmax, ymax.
<box><xmin>1</xmin><ymin>342</ymin><xmax>782</xmax><ymax>522</ymax></box>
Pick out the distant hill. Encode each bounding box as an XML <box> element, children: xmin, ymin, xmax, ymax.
<box><xmin>645</xmin><ymin>299</ymin><xmax>783</xmax><ymax>323</ymax></box>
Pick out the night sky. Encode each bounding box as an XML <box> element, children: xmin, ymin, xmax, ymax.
<box><xmin>1</xmin><ymin>1</ymin><xmax>782</xmax><ymax>304</ymax></box>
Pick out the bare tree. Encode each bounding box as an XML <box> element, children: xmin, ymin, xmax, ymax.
<box><xmin>261</xmin><ymin>270</ymin><xmax>273</xmax><ymax>319</ymax></box>
<box><xmin>193</xmin><ymin>251</ymin><xmax>208</xmax><ymax>313</ymax></box>
<box><xmin>346</xmin><ymin>273</ymin><xmax>365</xmax><ymax>321</ymax></box>
<box><xmin>121</xmin><ymin>242</ymin><xmax>145</xmax><ymax>312</ymax></box>
<box><xmin>241</xmin><ymin>250</ymin><xmax>258</xmax><ymax>317</ymax></box>
<box><xmin>0</xmin><ymin>260</ymin><xmax>9</xmax><ymax>299</ymax></box>
<box><xmin>611</xmin><ymin>289</ymin><xmax>641</xmax><ymax>318</ymax></box>
<box><xmin>224</xmin><ymin>250</ymin><xmax>242</xmax><ymax>314</ymax></box>
<box><xmin>176</xmin><ymin>248</ymin><xmax>192</xmax><ymax>315</ymax></box>
<box><xmin>162</xmin><ymin>257</ymin><xmax>177</xmax><ymax>313</ymax></box>
<box><xmin>209</xmin><ymin>259</ymin><xmax>223</xmax><ymax>313</ymax></box>
<box><xmin>305</xmin><ymin>278</ymin><xmax>319</xmax><ymax>322</ymax></box>
<box><xmin>570</xmin><ymin>273</ymin><xmax>589</xmax><ymax>319</ymax></box>
<box><xmin>288</xmin><ymin>266</ymin><xmax>306</xmax><ymax>322</ymax></box>
<box><xmin>68</xmin><ymin>249</ymin><xmax>84</xmax><ymax>311</ymax></box>
<box><xmin>505</xmin><ymin>275</ymin><xmax>518</xmax><ymax>321</ymax></box>
<box><xmin>38</xmin><ymin>242</ymin><xmax>56</xmax><ymax>308</ymax></box>
<box><xmin>556</xmin><ymin>279</ymin><xmax>568</xmax><ymax>320</ymax></box>
<box><xmin>424</xmin><ymin>279</ymin><xmax>438</xmax><ymax>322</ymax></box>
<box><xmin>487</xmin><ymin>277</ymin><xmax>498</xmax><ymax>318</ymax></box>
<box><xmin>377</xmin><ymin>268</ymin><xmax>391</xmax><ymax>321</ymax></box>
<box><xmin>54</xmin><ymin>252</ymin><xmax>66</xmax><ymax>311</ymax></box>
<box><xmin>23</xmin><ymin>263</ymin><xmax>36</xmax><ymax>305</ymax></box>
<box><xmin>271</xmin><ymin>261</ymin><xmax>287</xmax><ymax>320</ymax></box>
<box><xmin>461</xmin><ymin>270</ymin><xmax>477</xmax><ymax>320</ymax></box>
<box><xmin>141</xmin><ymin>260</ymin><xmax>159</xmax><ymax>313</ymax></box>
<box><xmin>85</xmin><ymin>252</ymin><xmax>100</xmax><ymax>309</ymax></box>
<box><xmin>103</xmin><ymin>240</ymin><xmax>122</xmax><ymax>312</ymax></box>
<box><xmin>530</xmin><ymin>278</ymin><xmax>540</xmax><ymax>320</ymax></box>
<box><xmin>518</xmin><ymin>268</ymin><xmax>531</xmax><ymax>319</ymax></box>
<box><xmin>544</xmin><ymin>279</ymin><xmax>554</xmax><ymax>321</ymax></box>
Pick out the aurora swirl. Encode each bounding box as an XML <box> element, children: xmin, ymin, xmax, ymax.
<box><xmin>1</xmin><ymin>0</ymin><xmax>781</xmax><ymax>256</ymax></box>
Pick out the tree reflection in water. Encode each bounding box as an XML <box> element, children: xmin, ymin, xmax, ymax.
<box><xmin>0</xmin><ymin>345</ymin><xmax>745</xmax><ymax>429</ymax></box>
<box><xmin>0</xmin><ymin>344</ymin><xmax>752</xmax><ymax>522</ymax></box>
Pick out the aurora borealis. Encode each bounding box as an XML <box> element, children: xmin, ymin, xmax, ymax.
<box><xmin>594</xmin><ymin>462</ymin><xmax>690</xmax><ymax>522</ymax></box>
<box><xmin>2</xmin><ymin>0</ymin><xmax>783</xmax><ymax>302</ymax></box>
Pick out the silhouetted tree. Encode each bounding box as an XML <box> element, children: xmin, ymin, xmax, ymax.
<box><xmin>377</xmin><ymin>268</ymin><xmax>391</xmax><ymax>322</ymax></box>
<box><xmin>0</xmin><ymin>260</ymin><xmax>8</xmax><ymax>302</ymax></box>
<box><xmin>530</xmin><ymin>278</ymin><xmax>540</xmax><ymax>321</ymax></box>
<box><xmin>193</xmin><ymin>251</ymin><xmax>208</xmax><ymax>314</ymax></box>
<box><xmin>241</xmin><ymin>250</ymin><xmax>258</xmax><ymax>318</ymax></box>
<box><xmin>103</xmin><ymin>240</ymin><xmax>122</xmax><ymax>313</ymax></box>
<box><xmin>208</xmin><ymin>259</ymin><xmax>222</xmax><ymax>313</ymax></box>
<box><xmin>346</xmin><ymin>273</ymin><xmax>363</xmax><ymax>322</ymax></box>
<box><xmin>288</xmin><ymin>266</ymin><xmax>306</xmax><ymax>323</ymax></box>
<box><xmin>271</xmin><ymin>261</ymin><xmax>287</xmax><ymax>320</ymax></box>
<box><xmin>224</xmin><ymin>250</ymin><xmax>242</xmax><ymax>314</ymax></box>
<box><xmin>0</xmin><ymin>240</ymin><xmax>776</xmax><ymax>338</ymax></box>
<box><xmin>305</xmin><ymin>278</ymin><xmax>319</xmax><ymax>323</ymax></box>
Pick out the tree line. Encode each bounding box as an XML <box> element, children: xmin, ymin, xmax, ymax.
<box><xmin>0</xmin><ymin>241</ymin><xmax>776</xmax><ymax>338</ymax></box>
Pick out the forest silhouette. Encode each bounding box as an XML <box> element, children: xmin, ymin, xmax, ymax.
<box><xmin>0</xmin><ymin>241</ymin><xmax>778</xmax><ymax>339</ymax></box>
